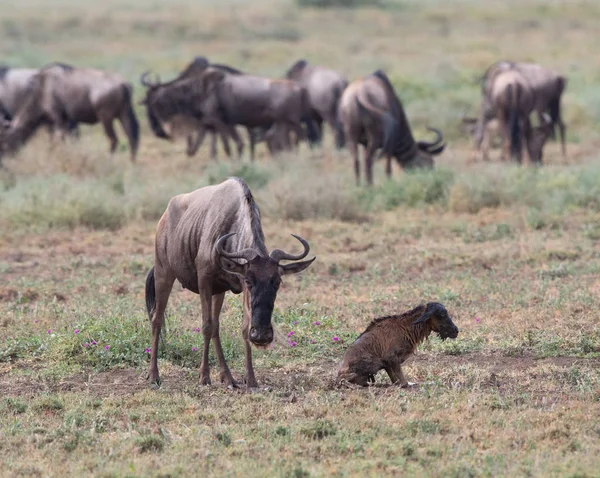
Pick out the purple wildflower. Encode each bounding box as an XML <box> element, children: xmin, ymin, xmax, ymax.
<box><xmin>145</xmin><ymin>348</ymin><xmax>151</xmax><ymax>354</ymax></box>
<box><xmin>310</xmin><ymin>340</ymin><xmax>316</xmax><ymax>344</ymax></box>
<box><xmin>192</xmin><ymin>347</ymin><xmax>198</xmax><ymax>352</ymax></box>
<box><xmin>293</xmin><ymin>321</ymin><xmax>299</xmax><ymax>325</ymax></box>
<box><xmin>104</xmin><ymin>345</ymin><xmax>110</xmax><ymax>350</ymax></box>
<box><xmin>46</xmin><ymin>329</ymin><xmax>52</xmax><ymax>334</ymax></box>
<box><xmin>475</xmin><ymin>317</ymin><xmax>481</xmax><ymax>324</ymax></box>
<box><xmin>91</xmin><ymin>340</ymin><xmax>97</xmax><ymax>346</ymax></box>
<box><xmin>332</xmin><ymin>336</ymin><xmax>339</xmax><ymax>342</ymax></box>
<box><xmin>287</xmin><ymin>331</ymin><xmax>295</xmax><ymax>338</ymax></box>
<box><xmin>84</xmin><ymin>343</ymin><xmax>90</xmax><ymax>348</ymax></box>
<box><xmin>74</xmin><ymin>329</ymin><xmax>80</xmax><ymax>334</ymax></box>
<box><xmin>287</xmin><ymin>340</ymin><xmax>297</xmax><ymax>347</ymax></box>
<box><xmin>313</xmin><ymin>321</ymin><xmax>321</xmax><ymax>326</ymax></box>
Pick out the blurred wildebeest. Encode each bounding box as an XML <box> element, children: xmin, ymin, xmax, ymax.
<box><xmin>483</xmin><ymin>69</ymin><xmax>554</xmax><ymax>164</ymax></box>
<box><xmin>1</xmin><ymin>63</ymin><xmax>139</xmax><ymax>161</ymax></box>
<box><xmin>145</xmin><ymin>177</ymin><xmax>315</xmax><ymax>387</ymax></box>
<box><xmin>338</xmin><ymin>70</ymin><xmax>445</xmax><ymax>186</ymax></box>
<box><xmin>470</xmin><ymin>61</ymin><xmax>566</xmax><ymax>160</ymax></box>
<box><xmin>0</xmin><ymin>66</ymin><xmax>79</xmax><ymax>144</ymax></box>
<box><xmin>285</xmin><ymin>59</ymin><xmax>348</xmax><ymax>147</ymax></box>
<box><xmin>141</xmin><ymin>57</ymin><xmax>256</xmax><ymax>160</ymax></box>
<box><xmin>142</xmin><ymin>62</ymin><xmax>318</xmax><ymax>159</ymax></box>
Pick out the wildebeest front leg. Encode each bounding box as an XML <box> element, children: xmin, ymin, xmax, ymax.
<box><xmin>148</xmin><ymin>269</ymin><xmax>176</xmax><ymax>385</ymax></box>
<box><xmin>211</xmin><ymin>292</ymin><xmax>237</xmax><ymax>387</ymax></box>
<box><xmin>198</xmin><ymin>280</ymin><xmax>214</xmax><ymax>385</ymax></box>
<box><xmin>242</xmin><ymin>289</ymin><xmax>258</xmax><ymax>389</ymax></box>
<box><xmin>384</xmin><ymin>154</ymin><xmax>393</xmax><ymax>179</ymax></box>
<box><xmin>385</xmin><ymin>362</ymin><xmax>410</xmax><ymax>387</ymax></box>
<box><xmin>187</xmin><ymin>128</ymin><xmax>207</xmax><ymax>157</ymax></box>
<box><xmin>364</xmin><ymin>142</ymin><xmax>378</xmax><ymax>186</ymax></box>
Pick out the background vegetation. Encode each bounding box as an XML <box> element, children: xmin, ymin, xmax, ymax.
<box><xmin>1</xmin><ymin>0</ymin><xmax>599</xmax><ymax>476</ymax></box>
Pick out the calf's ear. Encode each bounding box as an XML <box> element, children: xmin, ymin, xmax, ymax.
<box><xmin>219</xmin><ymin>257</ymin><xmax>247</xmax><ymax>277</ymax></box>
<box><xmin>279</xmin><ymin>257</ymin><xmax>316</xmax><ymax>276</ymax></box>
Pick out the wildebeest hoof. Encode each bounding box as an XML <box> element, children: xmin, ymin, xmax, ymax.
<box><xmin>400</xmin><ymin>381</ymin><xmax>417</xmax><ymax>388</ymax></box>
<box><xmin>200</xmin><ymin>375</ymin><xmax>211</xmax><ymax>386</ymax></box>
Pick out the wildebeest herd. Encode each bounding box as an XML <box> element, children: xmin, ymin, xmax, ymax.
<box><xmin>0</xmin><ymin>57</ymin><xmax>567</xmax><ymax>185</ymax></box>
<box><xmin>0</xmin><ymin>57</ymin><xmax>567</xmax><ymax>387</ymax></box>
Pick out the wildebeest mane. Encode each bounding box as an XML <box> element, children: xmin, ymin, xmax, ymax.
<box><xmin>230</xmin><ymin>176</ymin><xmax>265</xmax><ymax>245</ymax></box>
<box><xmin>211</xmin><ymin>64</ymin><xmax>243</xmax><ymax>75</ymax></box>
<box><xmin>358</xmin><ymin>304</ymin><xmax>427</xmax><ymax>339</ymax></box>
<box><xmin>370</xmin><ymin>70</ymin><xmax>418</xmax><ymax>161</ymax></box>
<box><xmin>41</xmin><ymin>62</ymin><xmax>75</xmax><ymax>73</ymax></box>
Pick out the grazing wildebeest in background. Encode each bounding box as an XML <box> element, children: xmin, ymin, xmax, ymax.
<box><xmin>337</xmin><ymin>302</ymin><xmax>459</xmax><ymax>387</ymax></box>
<box><xmin>145</xmin><ymin>177</ymin><xmax>315</xmax><ymax>388</ymax></box>
<box><xmin>486</xmin><ymin>69</ymin><xmax>537</xmax><ymax>163</ymax></box>
<box><xmin>473</xmin><ymin>61</ymin><xmax>567</xmax><ymax>160</ymax></box>
<box><xmin>285</xmin><ymin>59</ymin><xmax>348</xmax><ymax>147</ymax></box>
<box><xmin>2</xmin><ymin>63</ymin><xmax>139</xmax><ymax>161</ymax></box>
<box><xmin>0</xmin><ymin>66</ymin><xmax>79</xmax><ymax>143</ymax></box>
<box><xmin>338</xmin><ymin>70</ymin><xmax>445</xmax><ymax>185</ymax></box>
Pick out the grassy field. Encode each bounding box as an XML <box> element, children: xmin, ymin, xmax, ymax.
<box><xmin>1</xmin><ymin>0</ymin><xmax>600</xmax><ymax>477</ymax></box>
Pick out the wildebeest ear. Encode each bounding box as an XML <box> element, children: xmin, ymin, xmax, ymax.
<box><xmin>219</xmin><ymin>257</ymin><xmax>247</xmax><ymax>276</ymax></box>
<box><xmin>279</xmin><ymin>257</ymin><xmax>316</xmax><ymax>276</ymax></box>
<box><xmin>413</xmin><ymin>302</ymin><xmax>447</xmax><ymax>324</ymax></box>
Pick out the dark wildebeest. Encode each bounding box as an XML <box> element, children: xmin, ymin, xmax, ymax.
<box><xmin>338</xmin><ymin>70</ymin><xmax>445</xmax><ymax>186</ymax></box>
<box><xmin>2</xmin><ymin>63</ymin><xmax>139</xmax><ymax>161</ymax></box>
<box><xmin>473</xmin><ymin>60</ymin><xmax>567</xmax><ymax>160</ymax></box>
<box><xmin>486</xmin><ymin>69</ymin><xmax>538</xmax><ymax>163</ymax></box>
<box><xmin>337</xmin><ymin>302</ymin><xmax>458</xmax><ymax>387</ymax></box>
<box><xmin>0</xmin><ymin>66</ymin><xmax>79</xmax><ymax>143</ymax></box>
<box><xmin>140</xmin><ymin>58</ymin><xmax>252</xmax><ymax>160</ymax></box>
<box><xmin>145</xmin><ymin>177</ymin><xmax>315</xmax><ymax>388</ymax></box>
<box><xmin>285</xmin><ymin>59</ymin><xmax>348</xmax><ymax>147</ymax></box>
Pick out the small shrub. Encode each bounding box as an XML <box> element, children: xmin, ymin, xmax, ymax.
<box><xmin>2</xmin><ymin>397</ymin><xmax>28</xmax><ymax>414</ymax></box>
<box><xmin>300</xmin><ymin>420</ymin><xmax>337</xmax><ymax>440</ymax></box>
<box><xmin>136</xmin><ymin>434</ymin><xmax>165</xmax><ymax>453</ymax></box>
<box><xmin>33</xmin><ymin>395</ymin><xmax>64</xmax><ymax>412</ymax></box>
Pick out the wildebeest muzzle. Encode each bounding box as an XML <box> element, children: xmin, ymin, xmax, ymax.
<box><xmin>249</xmin><ymin>326</ymin><xmax>274</xmax><ymax>346</ymax></box>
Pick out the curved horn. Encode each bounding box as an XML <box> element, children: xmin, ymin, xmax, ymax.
<box><xmin>215</xmin><ymin>233</ymin><xmax>259</xmax><ymax>262</ymax></box>
<box><xmin>417</xmin><ymin>127</ymin><xmax>446</xmax><ymax>155</ymax></box>
<box><xmin>269</xmin><ymin>234</ymin><xmax>310</xmax><ymax>262</ymax></box>
<box><xmin>140</xmin><ymin>71</ymin><xmax>156</xmax><ymax>88</ymax></box>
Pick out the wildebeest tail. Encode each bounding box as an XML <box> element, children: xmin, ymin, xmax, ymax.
<box><xmin>332</xmin><ymin>81</ymin><xmax>348</xmax><ymax>149</ymax></box>
<box><xmin>356</xmin><ymin>97</ymin><xmax>398</xmax><ymax>156</ymax></box>
<box><xmin>122</xmin><ymin>84</ymin><xmax>140</xmax><ymax>159</ymax></box>
<box><xmin>507</xmin><ymin>84</ymin><xmax>522</xmax><ymax>161</ymax></box>
<box><xmin>145</xmin><ymin>266</ymin><xmax>156</xmax><ymax>319</ymax></box>
<box><xmin>300</xmin><ymin>87</ymin><xmax>319</xmax><ymax>146</ymax></box>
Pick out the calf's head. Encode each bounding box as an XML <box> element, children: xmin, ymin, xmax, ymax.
<box><xmin>413</xmin><ymin>302</ymin><xmax>458</xmax><ymax>340</ymax></box>
<box><xmin>216</xmin><ymin>233</ymin><xmax>315</xmax><ymax>346</ymax></box>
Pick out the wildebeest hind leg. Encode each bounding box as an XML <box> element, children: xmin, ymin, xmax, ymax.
<box><xmin>350</xmin><ymin>140</ymin><xmax>360</xmax><ymax>186</ymax></box>
<box><xmin>101</xmin><ymin>119</ymin><xmax>119</xmax><ymax>154</ymax></box>
<box><xmin>210</xmin><ymin>292</ymin><xmax>237</xmax><ymax>387</ymax></box>
<box><xmin>148</xmin><ymin>269</ymin><xmax>176</xmax><ymax>385</ymax></box>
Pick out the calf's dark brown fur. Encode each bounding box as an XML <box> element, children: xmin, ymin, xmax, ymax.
<box><xmin>337</xmin><ymin>302</ymin><xmax>458</xmax><ymax>387</ymax></box>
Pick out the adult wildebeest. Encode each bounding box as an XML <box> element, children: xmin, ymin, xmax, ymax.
<box><xmin>145</xmin><ymin>177</ymin><xmax>315</xmax><ymax>388</ymax></box>
<box><xmin>0</xmin><ymin>66</ymin><xmax>79</xmax><ymax>143</ymax></box>
<box><xmin>338</xmin><ymin>70</ymin><xmax>445</xmax><ymax>186</ymax></box>
<box><xmin>2</xmin><ymin>63</ymin><xmax>139</xmax><ymax>161</ymax></box>
<box><xmin>285</xmin><ymin>59</ymin><xmax>348</xmax><ymax>147</ymax></box>
<box><xmin>141</xmin><ymin>58</ymin><xmax>249</xmax><ymax>160</ymax></box>
<box><xmin>473</xmin><ymin>61</ymin><xmax>567</xmax><ymax>160</ymax></box>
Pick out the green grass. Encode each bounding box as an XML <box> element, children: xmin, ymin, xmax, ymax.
<box><xmin>1</xmin><ymin>0</ymin><xmax>600</xmax><ymax>476</ymax></box>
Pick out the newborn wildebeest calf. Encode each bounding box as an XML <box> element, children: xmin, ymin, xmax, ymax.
<box><xmin>337</xmin><ymin>302</ymin><xmax>458</xmax><ymax>387</ymax></box>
